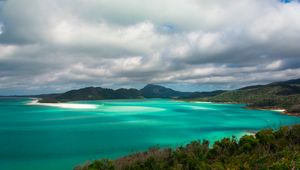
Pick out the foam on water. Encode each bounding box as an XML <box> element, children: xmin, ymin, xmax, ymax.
<box><xmin>102</xmin><ymin>106</ymin><xmax>165</xmax><ymax>113</ymax></box>
<box><xmin>183</xmin><ymin>105</ymin><xmax>216</xmax><ymax>110</ymax></box>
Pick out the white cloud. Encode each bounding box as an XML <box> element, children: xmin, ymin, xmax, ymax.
<box><xmin>0</xmin><ymin>0</ymin><xmax>300</xmax><ymax>94</ymax></box>
<box><xmin>266</xmin><ymin>60</ymin><xmax>283</xmax><ymax>70</ymax></box>
<box><xmin>0</xmin><ymin>44</ymin><xmax>16</xmax><ymax>59</ymax></box>
<box><xmin>48</xmin><ymin>19</ymin><xmax>169</xmax><ymax>55</ymax></box>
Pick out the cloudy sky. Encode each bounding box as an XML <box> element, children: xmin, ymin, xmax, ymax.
<box><xmin>0</xmin><ymin>0</ymin><xmax>300</xmax><ymax>95</ymax></box>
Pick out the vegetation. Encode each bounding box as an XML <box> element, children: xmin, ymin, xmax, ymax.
<box><xmin>140</xmin><ymin>84</ymin><xmax>192</xmax><ymax>98</ymax></box>
<box><xmin>288</xmin><ymin>104</ymin><xmax>300</xmax><ymax>113</ymax></box>
<box><xmin>75</xmin><ymin>124</ymin><xmax>300</xmax><ymax>170</ymax></box>
<box><xmin>193</xmin><ymin>78</ymin><xmax>300</xmax><ymax>115</ymax></box>
<box><xmin>38</xmin><ymin>84</ymin><xmax>222</xmax><ymax>103</ymax></box>
<box><xmin>38</xmin><ymin>87</ymin><xmax>144</xmax><ymax>102</ymax></box>
<box><xmin>179</xmin><ymin>90</ymin><xmax>227</xmax><ymax>99</ymax></box>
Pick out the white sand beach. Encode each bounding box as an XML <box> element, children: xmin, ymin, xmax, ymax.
<box><xmin>271</xmin><ymin>109</ymin><xmax>286</xmax><ymax>113</ymax></box>
<box><xmin>27</xmin><ymin>99</ymin><xmax>97</xmax><ymax>109</ymax></box>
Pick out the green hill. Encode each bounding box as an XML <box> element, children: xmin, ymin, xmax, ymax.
<box><xmin>38</xmin><ymin>85</ymin><xmax>222</xmax><ymax>103</ymax></box>
<box><xmin>179</xmin><ymin>90</ymin><xmax>227</xmax><ymax>99</ymax></box>
<box><xmin>140</xmin><ymin>84</ymin><xmax>192</xmax><ymax>98</ymax></box>
<box><xmin>39</xmin><ymin>87</ymin><xmax>143</xmax><ymax>102</ymax></box>
<box><xmin>197</xmin><ymin>79</ymin><xmax>300</xmax><ymax>115</ymax></box>
<box><xmin>75</xmin><ymin>124</ymin><xmax>300</xmax><ymax>170</ymax></box>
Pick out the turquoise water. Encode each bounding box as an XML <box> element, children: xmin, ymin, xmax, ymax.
<box><xmin>0</xmin><ymin>98</ymin><xmax>299</xmax><ymax>170</ymax></box>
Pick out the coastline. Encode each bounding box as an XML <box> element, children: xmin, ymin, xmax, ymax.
<box><xmin>187</xmin><ymin>100</ymin><xmax>300</xmax><ymax>117</ymax></box>
<box><xmin>246</xmin><ymin>106</ymin><xmax>300</xmax><ymax>117</ymax></box>
<box><xmin>196</xmin><ymin>101</ymin><xmax>300</xmax><ymax>117</ymax></box>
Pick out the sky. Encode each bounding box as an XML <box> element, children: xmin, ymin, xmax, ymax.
<box><xmin>0</xmin><ymin>0</ymin><xmax>300</xmax><ymax>95</ymax></box>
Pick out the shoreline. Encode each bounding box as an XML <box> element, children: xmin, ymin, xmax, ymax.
<box><xmin>246</xmin><ymin>106</ymin><xmax>300</xmax><ymax>117</ymax></box>
<box><xmin>187</xmin><ymin>100</ymin><xmax>300</xmax><ymax>117</ymax></box>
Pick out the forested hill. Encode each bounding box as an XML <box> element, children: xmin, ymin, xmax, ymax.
<box><xmin>38</xmin><ymin>84</ymin><xmax>224</xmax><ymax>103</ymax></box>
<box><xmin>199</xmin><ymin>78</ymin><xmax>300</xmax><ymax>115</ymax></box>
<box><xmin>140</xmin><ymin>84</ymin><xmax>192</xmax><ymax>98</ymax></box>
<box><xmin>38</xmin><ymin>87</ymin><xmax>143</xmax><ymax>103</ymax></box>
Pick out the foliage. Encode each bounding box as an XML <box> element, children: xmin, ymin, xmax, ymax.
<box><xmin>179</xmin><ymin>90</ymin><xmax>226</xmax><ymax>99</ymax></box>
<box><xmin>39</xmin><ymin>87</ymin><xmax>144</xmax><ymax>102</ymax></box>
<box><xmin>75</xmin><ymin>125</ymin><xmax>300</xmax><ymax>170</ymax></box>
<box><xmin>38</xmin><ymin>84</ymin><xmax>224</xmax><ymax>102</ymax></box>
<box><xmin>140</xmin><ymin>84</ymin><xmax>192</xmax><ymax>98</ymax></box>
<box><xmin>195</xmin><ymin>79</ymin><xmax>300</xmax><ymax>114</ymax></box>
<box><xmin>288</xmin><ymin>104</ymin><xmax>300</xmax><ymax>113</ymax></box>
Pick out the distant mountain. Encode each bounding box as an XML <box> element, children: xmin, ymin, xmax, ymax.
<box><xmin>201</xmin><ymin>78</ymin><xmax>300</xmax><ymax>114</ymax></box>
<box><xmin>38</xmin><ymin>84</ymin><xmax>223</xmax><ymax>103</ymax></box>
<box><xmin>58</xmin><ymin>87</ymin><xmax>143</xmax><ymax>100</ymax></box>
<box><xmin>140</xmin><ymin>84</ymin><xmax>192</xmax><ymax>98</ymax></box>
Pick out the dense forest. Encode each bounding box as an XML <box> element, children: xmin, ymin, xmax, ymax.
<box><xmin>75</xmin><ymin>124</ymin><xmax>300</xmax><ymax>170</ymax></box>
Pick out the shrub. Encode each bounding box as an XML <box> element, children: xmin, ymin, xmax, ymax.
<box><xmin>75</xmin><ymin>124</ymin><xmax>300</xmax><ymax>170</ymax></box>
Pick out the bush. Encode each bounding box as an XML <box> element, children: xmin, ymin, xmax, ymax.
<box><xmin>255</xmin><ymin>129</ymin><xmax>275</xmax><ymax>144</ymax></box>
<box><xmin>75</xmin><ymin>124</ymin><xmax>300</xmax><ymax>170</ymax></box>
<box><xmin>239</xmin><ymin>135</ymin><xmax>259</xmax><ymax>153</ymax></box>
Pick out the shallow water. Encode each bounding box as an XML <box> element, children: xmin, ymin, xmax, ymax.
<box><xmin>0</xmin><ymin>98</ymin><xmax>299</xmax><ymax>170</ymax></box>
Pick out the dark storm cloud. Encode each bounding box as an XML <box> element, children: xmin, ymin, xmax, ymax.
<box><xmin>0</xmin><ymin>0</ymin><xmax>300</xmax><ymax>94</ymax></box>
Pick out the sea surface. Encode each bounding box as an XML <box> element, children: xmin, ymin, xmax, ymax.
<box><xmin>0</xmin><ymin>98</ymin><xmax>299</xmax><ymax>170</ymax></box>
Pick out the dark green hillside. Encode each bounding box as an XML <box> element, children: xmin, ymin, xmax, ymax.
<box><xmin>200</xmin><ymin>79</ymin><xmax>300</xmax><ymax>114</ymax></box>
<box><xmin>180</xmin><ymin>90</ymin><xmax>227</xmax><ymax>99</ymax></box>
<box><xmin>140</xmin><ymin>84</ymin><xmax>192</xmax><ymax>98</ymax></box>
<box><xmin>75</xmin><ymin>124</ymin><xmax>300</xmax><ymax>170</ymax></box>
<box><xmin>40</xmin><ymin>84</ymin><xmax>215</xmax><ymax>102</ymax></box>
<box><xmin>39</xmin><ymin>87</ymin><xmax>143</xmax><ymax>102</ymax></box>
